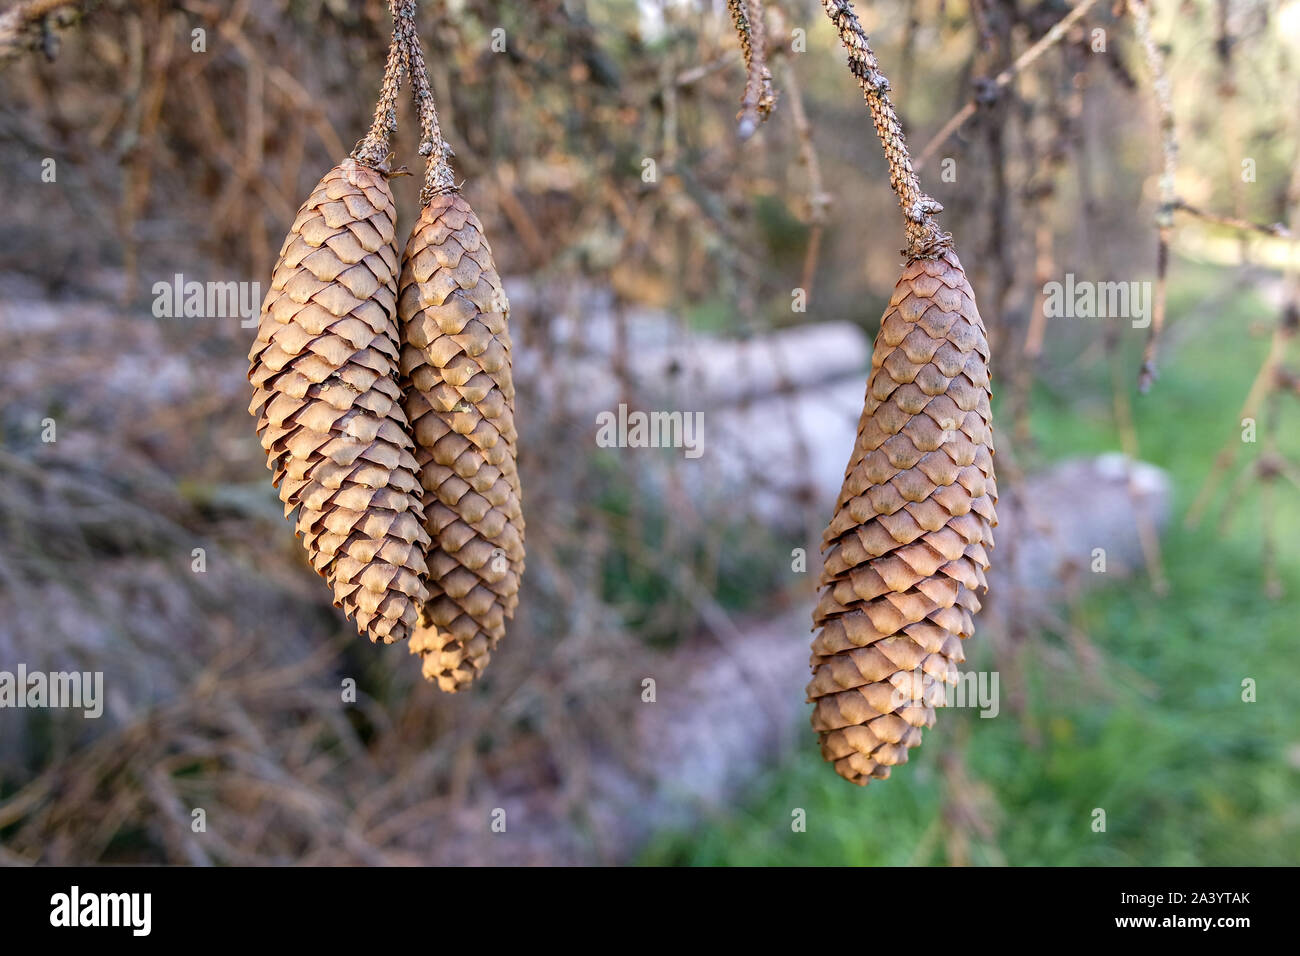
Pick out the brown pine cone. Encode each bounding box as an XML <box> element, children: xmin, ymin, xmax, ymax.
<box><xmin>809</xmin><ymin>249</ymin><xmax>997</xmax><ymax>785</ymax></box>
<box><xmin>249</xmin><ymin>159</ymin><xmax>430</xmax><ymax>644</ymax></box>
<box><xmin>398</xmin><ymin>192</ymin><xmax>525</xmax><ymax>692</ymax></box>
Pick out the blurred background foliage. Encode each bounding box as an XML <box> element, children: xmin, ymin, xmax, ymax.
<box><xmin>0</xmin><ymin>0</ymin><xmax>1298</xmax><ymax>865</ymax></box>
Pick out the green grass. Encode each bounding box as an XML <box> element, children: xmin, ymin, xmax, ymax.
<box><xmin>641</xmin><ymin>262</ymin><xmax>1300</xmax><ymax>866</ymax></box>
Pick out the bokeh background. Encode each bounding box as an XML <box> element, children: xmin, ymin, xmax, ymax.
<box><xmin>1</xmin><ymin>0</ymin><xmax>1298</xmax><ymax>865</ymax></box>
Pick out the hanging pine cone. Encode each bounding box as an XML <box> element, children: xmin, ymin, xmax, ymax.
<box><xmin>399</xmin><ymin>192</ymin><xmax>525</xmax><ymax>692</ymax></box>
<box><xmin>393</xmin><ymin>8</ymin><xmax>525</xmax><ymax>692</ymax></box>
<box><xmin>248</xmin><ymin>8</ymin><xmax>432</xmax><ymax>645</ymax></box>
<box><xmin>802</xmin><ymin>0</ymin><xmax>999</xmax><ymax>785</ymax></box>
<box><xmin>809</xmin><ymin>250</ymin><xmax>997</xmax><ymax>784</ymax></box>
<box><xmin>249</xmin><ymin>158</ymin><xmax>431</xmax><ymax>644</ymax></box>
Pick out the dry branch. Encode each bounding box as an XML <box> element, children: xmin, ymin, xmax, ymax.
<box><xmin>820</xmin><ymin>0</ymin><xmax>950</xmax><ymax>258</ymax></box>
<box><xmin>914</xmin><ymin>0</ymin><xmax>1102</xmax><ymax>171</ymax></box>
<box><xmin>728</xmin><ymin>0</ymin><xmax>776</xmax><ymax>138</ymax></box>
<box><xmin>1128</xmin><ymin>0</ymin><xmax>1175</xmax><ymax>392</ymax></box>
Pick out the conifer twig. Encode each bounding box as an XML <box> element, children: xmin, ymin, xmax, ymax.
<box><xmin>1173</xmin><ymin>199</ymin><xmax>1288</xmax><ymax>238</ymax></box>
<box><xmin>397</xmin><ymin>0</ymin><xmax>457</xmax><ymax>203</ymax></box>
<box><xmin>728</xmin><ymin>0</ymin><xmax>776</xmax><ymax>138</ymax></box>
<box><xmin>820</xmin><ymin>0</ymin><xmax>949</xmax><ymax>259</ymax></box>
<box><xmin>1129</xmin><ymin>0</ymin><xmax>1175</xmax><ymax>392</ymax></box>
<box><xmin>351</xmin><ymin>0</ymin><xmax>406</xmax><ymax>169</ymax></box>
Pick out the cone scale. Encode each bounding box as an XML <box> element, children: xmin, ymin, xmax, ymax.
<box><xmin>398</xmin><ymin>192</ymin><xmax>525</xmax><ymax>692</ymax></box>
<box><xmin>810</xmin><ymin>249</ymin><xmax>997</xmax><ymax>785</ymax></box>
<box><xmin>249</xmin><ymin>159</ymin><xmax>431</xmax><ymax>644</ymax></box>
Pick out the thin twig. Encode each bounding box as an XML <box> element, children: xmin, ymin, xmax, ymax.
<box><xmin>820</xmin><ymin>0</ymin><xmax>950</xmax><ymax>259</ymax></box>
<box><xmin>1174</xmin><ymin>199</ymin><xmax>1289</xmax><ymax>238</ymax></box>
<box><xmin>915</xmin><ymin>0</ymin><xmax>1101</xmax><ymax>171</ymax></box>
<box><xmin>1186</xmin><ymin>307</ymin><xmax>1297</xmax><ymax>528</ymax></box>
<box><xmin>781</xmin><ymin>54</ymin><xmax>831</xmax><ymax>301</ymax></box>
<box><xmin>351</xmin><ymin>0</ymin><xmax>406</xmax><ymax>169</ymax></box>
<box><xmin>1129</xmin><ymin>0</ymin><xmax>1176</xmax><ymax>392</ymax></box>
<box><xmin>728</xmin><ymin>0</ymin><xmax>775</xmax><ymax>138</ymax></box>
<box><xmin>1108</xmin><ymin>351</ymin><xmax>1169</xmax><ymax>596</ymax></box>
<box><xmin>397</xmin><ymin>0</ymin><xmax>457</xmax><ymax>203</ymax></box>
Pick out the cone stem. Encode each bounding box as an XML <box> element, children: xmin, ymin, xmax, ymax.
<box><xmin>352</xmin><ymin>0</ymin><xmax>407</xmax><ymax>170</ymax></box>
<box><xmin>820</xmin><ymin>0</ymin><xmax>950</xmax><ymax>259</ymax></box>
<box><xmin>396</xmin><ymin>0</ymin><xmax>457</xmax><ymax>204</ymax></box>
